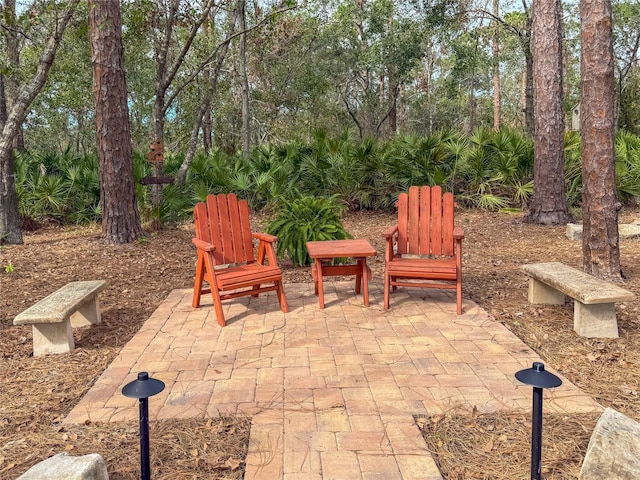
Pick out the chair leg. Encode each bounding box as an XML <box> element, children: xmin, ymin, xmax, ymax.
<box><xmin>383</xmin><ymin>272</ymin><xmax>391</xmax><ymax>309</ymax></box>
<box><xmin>276</xmin><ymin>280</ymin><xmax>289</xmax><ymax>313</ymax></box>
<box><xmin>192</xmin><ymin>254</ymin><xmax>205</xmax><ymax>308</ymax></box>
<box><xmin>210</xmin><ymin>286</ymin><xmax>227</xmax><ymax>327</ymax></box>
<box><xmin>456</xmin><ymin>280</ymin><xmax>463</xmax><ymax>315</ymax></box>
<box><xmin>201</xmin><ymin>253</ymin><xmax>226</xmax><ymax>327</ymax></box>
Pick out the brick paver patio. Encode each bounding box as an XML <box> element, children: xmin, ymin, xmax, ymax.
<box><xmin>64</xmin><ymin>282</ymin><xmax>602</xmax><ymax>479</ymax></box>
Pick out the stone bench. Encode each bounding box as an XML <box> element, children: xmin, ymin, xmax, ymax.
<box><xmin>521</xmin><ymin>262</ymin><xmax>634</xmax><ymax>338</ymax></box>
<box><xmin>14</xmin><ymin>280</ymin><xmax>107</xmax><ymax>356</ymax></box>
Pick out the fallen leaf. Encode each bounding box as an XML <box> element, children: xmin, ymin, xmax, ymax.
<box><xmin>482</xmin><ymin>439</ymin><xmax>494</xmax><ymax>452</ymax></box>
<box><xmin>225</xmin><ymin>458</ymin><xmax>242</xmax><ymax>470</ymax></box>
<box><xmin>0</xmin><ymin>463</ymin><xmax>15</xmax><ymax>473</ymax></box>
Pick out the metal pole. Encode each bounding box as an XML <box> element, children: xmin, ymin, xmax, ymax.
<box><xmin>531</xmin><ymin>386</ymin><xmax>543</xmax><ymax>480</ymax></box>
<box><xmin>139</xmin><ymin>397</ymin><xmax>150</xmax><ymax>480</ymax></box>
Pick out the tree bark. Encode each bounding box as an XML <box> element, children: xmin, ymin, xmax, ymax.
<box><xmin>522</xmin><ymin>27</ymin><xmax>535</xmax><ymax>136</ymax></box>
<box><xmin>492</xmin><ymin>0</ymin><xmax>501</xmax><ymax>131</ymax></box>
<box><xmin>3</xmin><ymin>0</ymin><xmax>23</xmax><ymax>152</ymax></box>
<box><xmin>580</xmin><ymin>0</ymin><xmax>622</xmax><ymax>280</ymax></box>
<box><xmin>0</xmin><ymin>0</ymin><xmax>19</xmax><ymax>244</ymax></box>
<box><xmin>89</xmin><ymin>0</ymin><xmax>143</xmax><ymax>244</ymax></box>
<box><xmin>0</xmin><ymin>0</ymin><xmax>79</xmax><ymax>244</ymax></box>
<box><xmin>525</xmin><ymin>0</ymin><xmax>571</xmax><ymax>225</ymax></box>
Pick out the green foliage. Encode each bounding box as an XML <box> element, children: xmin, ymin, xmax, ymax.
<box><xmin>17</xmin><ymin>128</ymin><xmax>640</xmax><ymax>228</ymax></box>
<box><xmin>267</xmin><ymin>193</ymin><xmax>352</xmax><ymax>267</ymax></box>
<box><xmin>3</xmin><ymin>262</ymin><xmax>14</xmax><ymax>273</ymax></box>
<box><xmin>455</xmin><ymin>127</ymin><xmax>533</xmax><ymax>209</ymax></box>
<box><xmin>564</xmin><ymin>130</ymin><xmax>583</xmax><ymax>207</ymax></box>
<box><xmin>15</xmin><ymin>149</ymin><xmax>101</xmax><ymax>223</ymax></box>
<box><xmin>614</xmin><ymin>131</ymin><xmax>640</xmax><ymax>201</ymax></box>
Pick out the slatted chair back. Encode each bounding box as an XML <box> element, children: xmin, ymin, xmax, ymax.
<box><xmin>396</xmin><ymin>185</ymin><xmax>455</xmax><ymax>258</ymax></box>
<box><xmin>194</xmin><ymin>193</ymin><xmax>255</xmax><ymax>266</ymax></box>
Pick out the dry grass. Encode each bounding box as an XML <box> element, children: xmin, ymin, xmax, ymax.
<box><xmin>419</xmin><ymin>410</ymin><xmax>601</xmax><ymax>480</ymax></box>
<box><xmin>0</xmin><ymin>417</ymin><xmax>250</xmax><ymax>480</ymax></box>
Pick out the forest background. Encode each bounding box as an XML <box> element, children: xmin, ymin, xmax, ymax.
<box><xmin>1</xmin><ymin>0</ymin><xmax>639</xmax><ymax>241</ymax></box>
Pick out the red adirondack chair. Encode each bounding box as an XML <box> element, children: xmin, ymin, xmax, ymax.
<box><xmin>192</xmin><ymin>193</ymin><xmax>289</xmax><ymax>326</ymax></box>
<box><xmin>382</xmin><ymin>185</ymin><xmax>464</xmax><ymax>314</ymax></box>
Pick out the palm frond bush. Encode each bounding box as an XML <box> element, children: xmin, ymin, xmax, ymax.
<box><xmin>563</xmin><ymin>131</ymin><xmax>583</xmax><ymax>207</ymax></box>
<box><xmin>267</xmin><ymin>193</ymin><xmax>351</xmax><ymax>266</ymax></box>
<box><xmin>615</xmin><ymin>130</ymin><xmax>640</xmax><ymax>202</ymax></box>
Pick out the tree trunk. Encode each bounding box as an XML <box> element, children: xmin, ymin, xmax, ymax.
<box><xmin>3</xmin><ymin>0</ymin><xmax>23</xmax><ymax>152</ymax></box>
<box><xmin>0</xmin><ymin>0</ymin><xmax>20</xmax><ymax>244</ymax></box>
<box><xmin>239</xmin><ymin>0</ymin><xmax>251</xmax><ymax>159</ymax></box>
<box><xmin>150</xmin><ymin>0</ymin><xmax>214</xmax><ymax>210</ymax></box>
<box><xmin>89</xmin><ymin>0</ymin><xmax>143</xmax><ymax>244</ymax></box>
<box><xmin>522</xmin><ymin>32</ymin><xmax>535</xmax><ymax>137</ymax></box>
<box><xmin>202</xmin><ymin>21</ymin><xmax>212</xmax><ymax>155</ymax></box>
<box><xmin>513</xmin><ymin>2</ymin><xmax>536</xmax><ymax>136</ymax></box>
<box><xmin>492</xmin><ymin>0</ymin><xmax>501</xmax><ymax>131</ymax></box>
<box><xmin>175</xmin><ymin>8</ymin><xmax>238</xmax><ymax>186</ymax></box>
<box><xmin>525</xmin><ymin>0</ymin><xmax>571</xmax><ymax>225</ymax></box>
<box><xmin>388</xmin><ymin>96</ymin><xmax>397</xmax><ymax>135</ymax></box>
<box><xmin>0</xmin><ymin>148</ymin><xmax>20</xmax><ymax>243</ymax></box>
<box><xmin>580</xmin><ymin>0</ymin><xmax>622</xmax><ymax>280</ymax></box>
<box><xmin>0</xmin><ymin>0</ymin><xmax>79</xmax><ymax>244</ymax></box>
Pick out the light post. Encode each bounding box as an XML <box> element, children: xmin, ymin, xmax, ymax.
<box><xmin>122</xmin><ymin>372</ymin><xmax>165</xmax><ymax>480</ymax></box>
<box><xmin>515</xmin><ymin>362</ymin><xmax>562</xmax><ymax>480</ymax></box>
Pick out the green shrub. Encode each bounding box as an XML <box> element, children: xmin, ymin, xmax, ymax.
<box><xmin>267</xmin><ymin>193</ymin><xmax>351</xmax><ymax>267</ymax></box>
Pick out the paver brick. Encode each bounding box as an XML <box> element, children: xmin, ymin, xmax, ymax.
<box><xmin>336</xmin><ymin>431</ymin><xmax>392</xmax><ymax>454</ymax></box>
<box><xmin>320</xmin><ymin>451</ymin><xmax>362</xmax><ymax>480</ymax></box>
<box><xmin>64</xmin><ymin>283</ymin><xmax>601</xmax><ymax>480</ymax></box>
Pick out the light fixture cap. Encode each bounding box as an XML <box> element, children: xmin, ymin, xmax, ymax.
<box><xmin>515</xmin><ymin>362</ymin><xmax>562</xmax><ymax>389</ymax></box>
<box><xmin>122</xmin><ymin>371</ymin><xmax>165</xmax><ymax>399</ymax></box>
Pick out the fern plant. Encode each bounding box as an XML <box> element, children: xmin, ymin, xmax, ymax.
<box><xmin>267</xmin><ymin>193</ymin><xmax>351</xmax><ymax>266</ymax></box>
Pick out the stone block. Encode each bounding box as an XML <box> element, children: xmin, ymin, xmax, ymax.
<box><xmin>567</xmin><ymin>223</ymin><xmax>640</xmax><ymax>241</ymax></box>
<box><xmin>566</xmin><ymin>223</ymin><xmax>583</xmax><ymax>240</ymax></box>
<box><xmin>527</xmin><ymin>278</ymin><xmax>565</xmax><ymax>305</ymax></box>
<box><xmin>579</xmin><ymin>408</ymin><xmax>640</xmax><ymax>479</ymax></box>
<box><xmin>32</xmin><ymin>320</ymin><xmax>75</xmax><ymax>356</ymax></box>
<box><xmin>574</xmin><ymin>302</ymin><xmax>619</xmax><ymax>338</ymax></box>
<box><xmin>17</xmin><ymin>452</ymin><xmax>109</xmax><ymax>480</ymax></box>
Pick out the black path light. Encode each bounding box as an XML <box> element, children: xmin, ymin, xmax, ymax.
<box><xmin>515</xmin><ymin>362</ymin><xmax>562</xmax><ymax>480</ymax></box>
<box><xmin>122</xmin><ymin>372</ymin><xmax>166</xmax><ymax>480</ymax></box>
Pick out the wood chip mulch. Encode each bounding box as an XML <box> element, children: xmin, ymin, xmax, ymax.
<box><xmin>2</xmin><ymin>208</ymin><xmax>640</xmax><ymax>479</ymax></box>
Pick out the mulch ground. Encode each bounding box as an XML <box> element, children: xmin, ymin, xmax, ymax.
<box><xmin>1</xmin><ymin>208</ymin><xmax>639</xmax><ymax>479</ymax></box>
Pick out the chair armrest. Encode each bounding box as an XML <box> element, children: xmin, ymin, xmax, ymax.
<box><xmin>253</xmin><ymin>232</ymin><xmax>278</xmax><ymax>243</ymax></box>
<box><xmin>382</xmin><ymin>225</ymin><xmax>398</xmax><ymax>238</ymax></box>
<box><xmin>192</xmin><ymin>238</ymin><xmax>216</xmax><ymax>252</ymax></box>
<box><xmin>382</xmin><ymin>225</ymin><xmax>398</xmax><ymax>262</ymax></box>
<box><xmin>453</xmin><ymin>227</ymin><xmax>464</xmax><ymax>240</ymax></box>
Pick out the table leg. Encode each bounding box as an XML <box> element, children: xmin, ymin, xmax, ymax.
<box><xmin>360</xmin><ymin>257</ymin><xmax>370</xmax><ymax>307</ymax></box>
<box><xmin>315</xmin><ymin>258</ymin><xmax>325</xmax><ymax>309</ymax></box>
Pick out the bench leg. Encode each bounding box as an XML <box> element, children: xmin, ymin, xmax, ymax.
<box><xmin>528</xmin><ymin>279</ymin><xmax>565</xmax><ymax>305</ymax></box>
<box><xmin>70</xmin><ymin>297</ymin><xmax>102</xmax><ymax>328</ymax></box>
<box><xmin>574</xmin><ymin>301</ymin><xmax>619</xmax><ymax>338</ymax></box>
<box><xmin>32</xmin><ymin>320</ymin><xmax>74</xmax><ymax>356</ymax></box>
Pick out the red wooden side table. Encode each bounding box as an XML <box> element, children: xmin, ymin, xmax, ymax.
<box><xmin>306</xmin><ymin>239</ymin><xmax>377</xmax><ymax>308</ymax></box>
